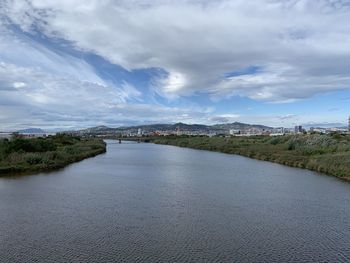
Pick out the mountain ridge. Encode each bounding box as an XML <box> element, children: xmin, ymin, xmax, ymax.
<box><xmin>17</xmin><ymin>128</ymin><xmax>46</xmax><ymax>134</ymax></box>
<box><xmin>67</xmin><ymin>122</ymin><xmax>273</xmax><ymax>135</ymax></box>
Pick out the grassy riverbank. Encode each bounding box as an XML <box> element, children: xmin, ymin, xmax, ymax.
<box><xmin>0</xmin><ymin>135</ymin><xmax>106</xmax><ymax>176</ymax></box>
<box><xmin>151</xmin><ymin>134</ymin><xmax>350</xmax><ymax>181</ymax></box>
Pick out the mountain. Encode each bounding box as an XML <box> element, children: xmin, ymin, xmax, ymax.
<box><xmin>17</xmin><ymin>128</ymin><xmax>46</xmax><ymax>134</ymax></box>
<box><xmin>302</xmin><ymin>122</ymin><xmax>347</xmax><ymax>129</ymax></box>
<box><xmin>66</xmin><ymin>122</ymin><xmax>273</xmax><ymax>135</ymax></box>
<box><xmin>212</xmin><ymin>122</ymin><xmax>272</xmax><ymax>131</ymax></box>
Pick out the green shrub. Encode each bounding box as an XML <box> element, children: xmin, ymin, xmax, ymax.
<box><xmin>25</xmin><ymin>153</ymin><xmax>44</xmax><ymax>165</ymax></box>
<box><xmin>0</xmin><ymin>135</ymin><xmax>106</xmax><ymax>176</ymax></box>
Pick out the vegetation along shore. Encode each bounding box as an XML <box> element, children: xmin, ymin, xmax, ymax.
<box><xmin>0</xmin><ymin>134</ymin><xmax>106</xmax><ymax>176</ymax></box>
<box><xmin>150</xmin><ymin>134</ymin><xmax>350</xmax><ymax>181</ymax></box>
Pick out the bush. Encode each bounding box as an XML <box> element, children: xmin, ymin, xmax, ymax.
<box><xmin>25</xmin><ymin>153</ymin><xmax>44</xmax><ymax>165</ymax></box>
<box><xmin>0</xmin><ymin>135</ymin><xmax>106</xmax><ymax>176</ymax></box>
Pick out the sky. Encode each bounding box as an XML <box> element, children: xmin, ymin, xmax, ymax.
<box><xmin>0</xmin><ymin>0</ymin><xmax>350</xmax><ymax>131</ymax></box>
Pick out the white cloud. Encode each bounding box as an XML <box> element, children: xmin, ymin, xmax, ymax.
<box><xmin>1</xmin><ymin>0</ymin><xmax>350</xmax><ymax>129</ymax></box>
<box><xmin>3</xmin><ymin>0</ymin><xmax>350</xmax><ymax>102</ymax></box>
<box><xmin>0</xmin><ymin>25</ymin><xmax>106</xmax><ymax>85</ymax></box>
<box><xmin>0</xmin><ymin>23</ymin><xmax>156</xmax><ymax>129</ymax></box>
<box><xmin>0</xmin><ymin>62</ymin><xmax>123</xmax><ymax>126</ymax></box>
<box><xmin>210</xmin><ymin>63</ymin><xmax>350</xmax><ymax>102</ymax></box>
<box><xmin>13</xmin><ymin>81</ymin><xmax>26</xmax><ymax>89</ymax></box>
<box><xmin>0</xmin><ymin>60</ymin><xmax>212</xmax><ymax>130</ymax></box>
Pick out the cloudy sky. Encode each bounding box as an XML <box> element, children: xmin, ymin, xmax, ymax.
<box><xmin>1</xmin><ymin>0</ymin><xmax>350</xmax><ymax>130</ymax></box>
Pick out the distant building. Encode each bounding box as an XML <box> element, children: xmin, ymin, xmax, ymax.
<box><xmin>137</xmin><ymin>128</ymin><xmax>142</xmax><ymax>136</ymax></box>
<box><xmin>272</xmin><ymin>127</ymin><xmax>284</xmax><ymax>134</ymax></box>
<box><xmin>294</xmin><ymin>125</ymin><xmax>303</xmax><ymax>133</ymax></box>
<box><xmin>229</xmin><ymin>129</ymin><xmax>240</xmax><ymax>135</ymax></box>
<box><xmin>310</xmin><ymin>127</ymin><xmax>328</xmax><ymax>134</ymax></box>
<box><xmin>17</xmin><ymin>133</ymin><xmax>50</xmax><ymax>138</ymax></box>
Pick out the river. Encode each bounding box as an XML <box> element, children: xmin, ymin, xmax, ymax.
<box><xmin>1</xmin><ymin>140</ymin><xmax>350</xmax><ymax>262</ymax></box>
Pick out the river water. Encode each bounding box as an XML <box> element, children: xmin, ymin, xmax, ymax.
<box><xmin>1</xmin><ymin>140</ymin><xmax>350</xmax><ymax>262</ymax></box>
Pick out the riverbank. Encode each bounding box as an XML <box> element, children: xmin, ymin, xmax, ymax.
<box><xmin>151</xmin><ymin>134</ymin><xmax>350</xmax><ymax>181</ymax></box>
<box><xmin>0</xmin><ymin>135</ymin><xmax>106</xmax><ymax>176</ymax></box>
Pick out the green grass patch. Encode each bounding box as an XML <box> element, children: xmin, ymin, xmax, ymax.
<box><xmin>0</xmin><ymin>134</ymin><xmax>106</xmax><ymax>176</ymax></box>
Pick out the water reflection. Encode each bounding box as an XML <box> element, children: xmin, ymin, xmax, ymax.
<box><xmin>1</xmin><ymin>140</ymin><xmax>350</xmax><ymax>262</ymax></box>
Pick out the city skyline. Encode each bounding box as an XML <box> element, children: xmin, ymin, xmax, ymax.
<box><xmin>1</xmin><ymin>0</ymin><xmax>350</xmax><ymax>130</ymax></box>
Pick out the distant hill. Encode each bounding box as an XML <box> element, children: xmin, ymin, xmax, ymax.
<box><xmin>17</xmin><ymin>128</ymin><xmax>46</xmax><ymax>134</ymax></box>
<box><xmin>211</xmin><ymin>122</ymin><xmax>272</xmax><ymax>131</ymax></box>
<box><xmin>66</xmin><ymin>122</ymin><xmax>273</xmax><ymax>135</ymax></box>
<box><xmin>302</xmin><ymin>122</ymin><xmax>347</xmax><ymax>129</ymax></box>
<box><xmin>82</xmin><ymin>126</ymin><xmax>115</xmax><ymax>133</ymax></box>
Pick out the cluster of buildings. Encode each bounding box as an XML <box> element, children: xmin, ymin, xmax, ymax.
<box><xmin>2</xmin><ymin>117</ymin><xmax>350</xmax><ymax>140</ymax></box>
<box><xmin>114</xmin><ymin>128</ymin><xmax>217</xmax><ymax>137</ymax></box>
<box><xmin>309</xmin><ymin>127</ymin><xmax>348</xmax><ymax>134</ymax></box>
<box><xmin>85</xmin><ymin>117</ymin><xmax>350</xmax><ymax>138</ymax></box>
<box><xmin>227</xmin><ymin>117</ymin><xmax>350</xmax><ymax>137</ymax></box>
<box><xmin>124</xmin><ymin>127</ymin><xmax>287</xmax><ymax>137</ymax></box>
<box><xmin>0</xmin><ymin>132</ymin><xmax>55</xmax><ymax>140</ymax></box>
<box><xmin>228</xmin><ymin>127</ymin><xmax>298</xmax><ymax>137</ymax></box>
